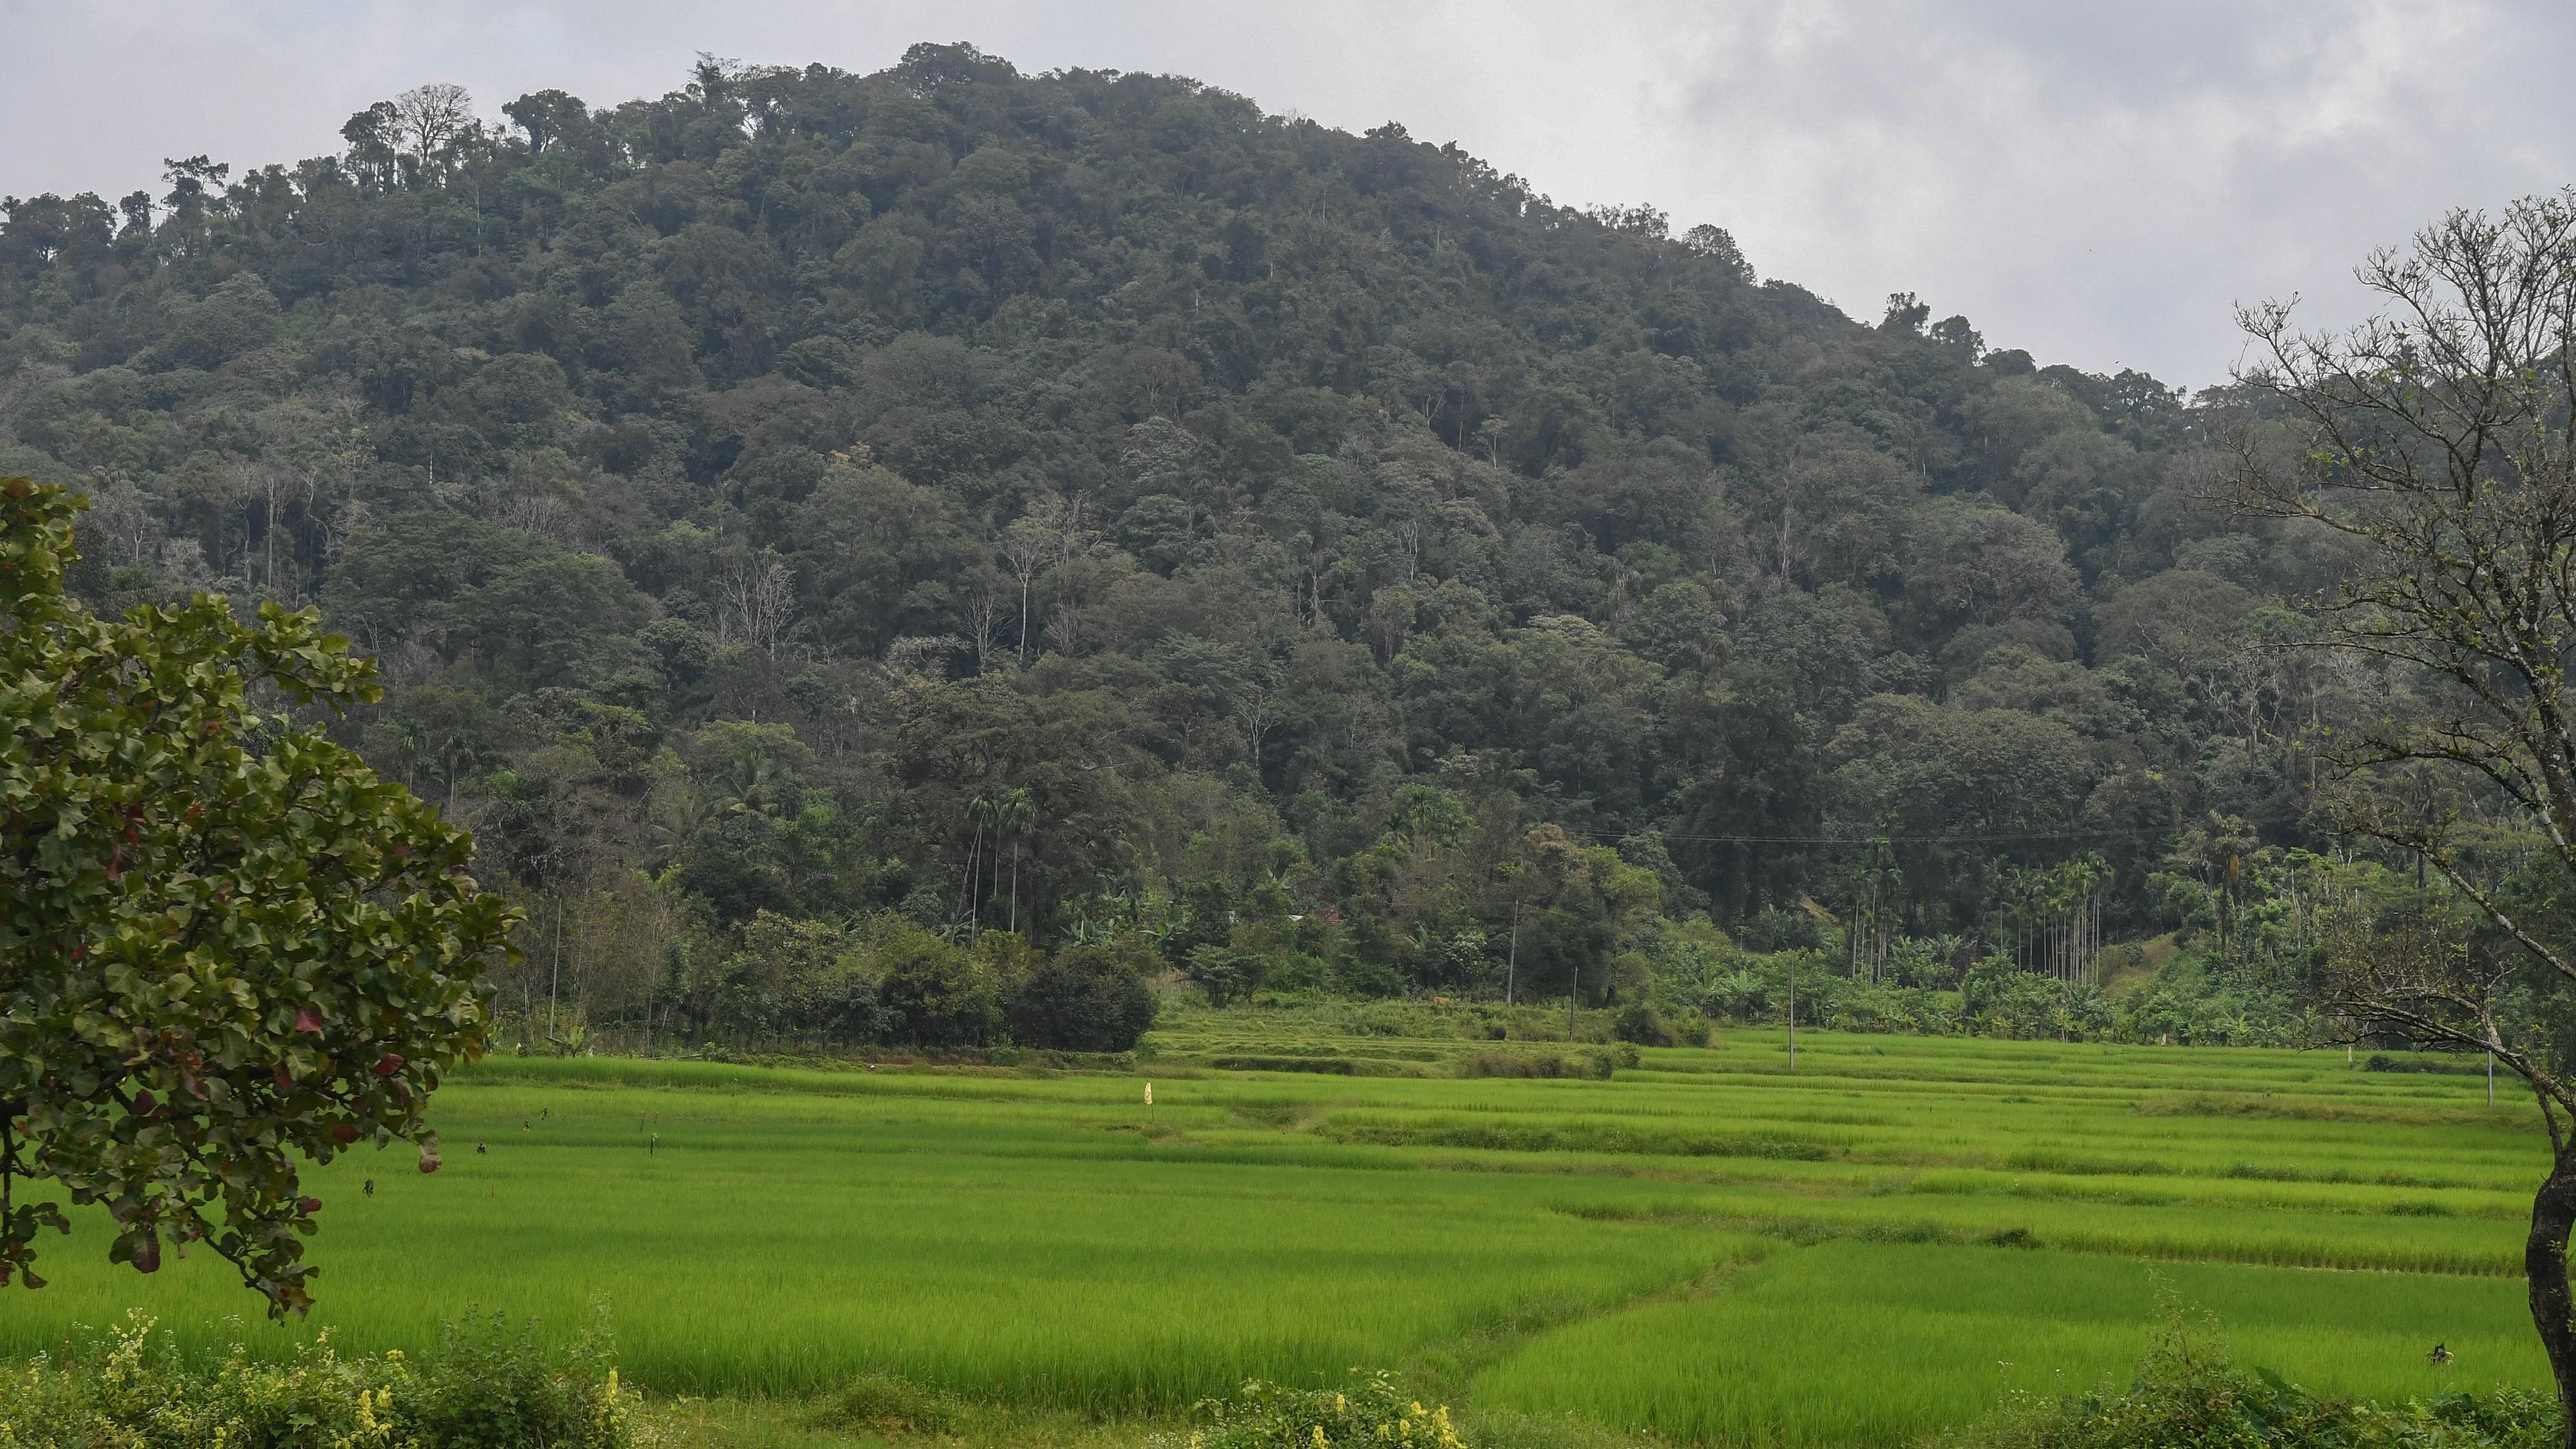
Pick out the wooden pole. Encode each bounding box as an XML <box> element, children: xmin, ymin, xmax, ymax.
<box><xmin>1786</xmin><ymin>953</ymin><xmax>1797</xmax><ymax>1072</ymax></box>
<box><xmin>546</xmin><ymin>904</ymin><xmax>563</xmax><ymax>1044</ymax></box>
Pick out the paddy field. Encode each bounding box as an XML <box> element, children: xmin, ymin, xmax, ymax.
<box><xmin>4</xmin><ymin>1014</ymin><xmax>2547</xmax><ymax>1445</ymax></box>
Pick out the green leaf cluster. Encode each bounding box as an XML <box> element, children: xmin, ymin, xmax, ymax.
<box><xmin>0</xmin><ymin>477</ymin><xmax>515</xmax><ymax>1313</ymax></box>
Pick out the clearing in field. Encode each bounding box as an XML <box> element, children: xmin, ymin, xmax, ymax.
<box><xmin>5</xmin><ymin>1016</ymin><xmax>2548</xmax><ymax>1446</ymax></box>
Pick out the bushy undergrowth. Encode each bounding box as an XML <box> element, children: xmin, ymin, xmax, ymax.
<box><xmin>1456</xmin><ymin>1047</ymin><xmax>1627</xmax><ymax>1079</ymax></box>
<box><xmin>1184</xmin><ymin>1371</ymin><xmax>1466</xmax><ymax>1449</ymax></box>
<box><xmin>1687</xmin><ymin>949</ymin><xmax>2321</xmax><ymax>1046</ymax></box>
<box><xmin>0</xmin><ymin>1310</ymin><xmax>636</xmax><ymax>1449</ymax></box>
<box><xmin>811</xmin><ymin>1370</ymin><xmax>966</xmax><ymax>1437</ymax></box>
<box><xmin>1956</xmin><ymin>1305</ymin><xmax>2558</xmax><ymax>1449</ymax></box>
<box><xmin>1611</xmin><ymin>1003</ymin><xmax>1708</xmax><ymax>1048</ymax></box>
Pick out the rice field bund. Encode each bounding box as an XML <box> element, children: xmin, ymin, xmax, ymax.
<box><xmin>5</xmin><ymin>1014</ymin><xmax>2550</xmax><ymax>1446</ymax></box>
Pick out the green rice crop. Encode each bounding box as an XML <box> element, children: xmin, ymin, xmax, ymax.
<box><xmin>0</xmin><ymin>1076</ymin><xmax>1735</xmax><ymax>1409</ymax></box>
<box><xmin>1</xmin><ymin>1016</ymin><xmax>2555</xmax><ymax>1441</ymax></box>
<box><xmin>1471</xmin><ymin>1241</ymin><xmax>2540</xmax><ymax>1446</ymax></box>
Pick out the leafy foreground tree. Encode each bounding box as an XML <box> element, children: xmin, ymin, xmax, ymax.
<box><xmin>2227</xmin><ymin>189</ymin><xmax>2576</xmax><ymax>1443</ymax></box>
<box><xmin>0</xmin><ymin>477</ymin><xmax>515</xmax><ymax>1314</ymax></box>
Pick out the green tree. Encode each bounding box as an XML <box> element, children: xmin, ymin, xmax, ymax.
<box><xmin>0</xmin><ymin>46</ymin><xmax>2361</xmax><ymax>1075</ymax></box>
<box><xmin>874</xmin><ymin>924</ymin><xmax>1004</xmax><ymax>1048</ymax></box>
<box><xmin>1008</xmin><ymin>945</ymin><xmax>1157</xmax><ymax>1052</ymax></box>
<box><xmin>0</xmin><ymin>478</ymin><xmax>515</xmax><ymax>1314</ymax></box>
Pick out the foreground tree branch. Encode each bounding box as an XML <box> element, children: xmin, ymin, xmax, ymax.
<box><xmin>1</xmin><ymin>476</ymin><xmax>518</xmax><ymax>1314</ymax></box>
<box><xmin>2224</xmin><ymin>189</ymin><xmax>2576</xmax><ymax>1444</ymax></box>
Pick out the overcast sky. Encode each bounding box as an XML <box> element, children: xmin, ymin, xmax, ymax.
<box><xmin>4</xmin><ymin>0</ymin><xmax>2571</xmax><ymax>388</ymax></box>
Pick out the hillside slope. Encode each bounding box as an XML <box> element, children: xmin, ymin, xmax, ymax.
<box><xmin>0</xmin><ymin>44</ymin><xmax>2352</xmax><ymax>1024</ymax></box>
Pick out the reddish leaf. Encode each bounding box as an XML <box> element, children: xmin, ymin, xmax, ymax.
<box><xmin>331</xmin><ymin>1122</ymin><xmax>358</xmax><ymax>1145</ymax></box>
<box><xmin>293</xmin><ymin>1008</ymin><xmax>323</xmax><ymax>1033</ymax></box>
<box><xmin>373</xmin><ymin>1052</ymin><xmax>405</xmax><ymax>1076</ymax></box>
<box><xmin>297</xmin><ymin>1197</ymin><xmax>323</xmax><ymax>1215</ymax></box>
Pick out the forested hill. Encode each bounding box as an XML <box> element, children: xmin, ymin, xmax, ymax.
<box><xmin>0</xmin><ymin>44</ymin><xmax>2349</xmax><ymax>1022</ymax></box>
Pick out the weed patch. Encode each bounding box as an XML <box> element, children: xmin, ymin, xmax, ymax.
<box><xmin>813</xmin><ymin>1371</ymin><xmax>966</xmax><ymax>1436</ymax></box>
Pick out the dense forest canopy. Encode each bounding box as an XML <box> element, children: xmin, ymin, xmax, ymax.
<box><xmin>0</xmin><ymin>44</ymin><xmax>2392</xmax><ymax>1042</ymax></box>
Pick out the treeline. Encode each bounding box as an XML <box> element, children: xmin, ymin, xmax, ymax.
<box><xmin>0</xmin><ymin>45</ymin><xmax>2417</xmax><ymax>1042</ymax></box>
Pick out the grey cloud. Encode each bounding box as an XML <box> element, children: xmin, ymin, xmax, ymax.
<box><xmin>1</xmin><ymin>0</ymin><xmax>2570</xmax><ymax>385</ymax></box>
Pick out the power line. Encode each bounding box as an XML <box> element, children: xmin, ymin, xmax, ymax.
<box><xmin>1561</xmin><ymin>826</ymin><xmax>2174</xmax><ymax>848</ymax></box>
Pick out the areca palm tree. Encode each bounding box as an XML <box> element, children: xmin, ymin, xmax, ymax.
<box><xmin>997</xmin><ymin>787</ymin><xmax>1037</xmax><ymax>935</ymax></box>
<box><xmin>964</xmin><ymin>794</ymin><xmax>998</xmax><ymax>928</ymax></box>
<box><xmin>396</xmin><ymin>716</ymin><xmax>428</xmax><ymax>792</ymax></box>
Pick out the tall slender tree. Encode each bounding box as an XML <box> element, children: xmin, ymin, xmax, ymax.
<box><xmin>2224</xmin><ymin>189</ymin><xmax>2576</xmax><ymax>1445</ymax></box>
<box><xmin>998</xmin><ymin>787</ymin><xmax>1036</xmax><ymax>936</ymax></box>
<box><xmin>963</xmin><ymin>794</ymin><xmax>996</xmax><ymax>930</ymax></box>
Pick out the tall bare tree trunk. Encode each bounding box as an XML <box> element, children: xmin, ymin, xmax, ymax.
<box><xmin>1017</xmin><ymin>573</ymin><xmax>1032</xmax><ymax>665</ymax></box>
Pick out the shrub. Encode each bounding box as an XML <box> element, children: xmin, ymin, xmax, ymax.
<box><xmin>1607</xmin><ymin>1003</ymin><xmax>1669</xmax><ymax>1050</ymax></box>
<box><xmin>1736</xmin><ymin>906</ymin><xmax>1819</xmax><ymax>952</ymax></box>
<box><xmin>0</xmin><ymin>1308</ymin><xmax>636</xmax><ymax>1448</ymax></box>
<box><xmin>742</xmin><ymin>912</ymin><xmax>889</xmax><ymax>1044</ymax></box>
<box><xmin>875</xmin><ymin>924</ymin><xmax>1005</xmax><ymax>1047</ymax></box>
<box><xmin>406</xmin><ymin>1308</ymin><xmax>634</xmax><ymax>1447</ymax></box>
<box><xmin>1612</xmin><ymin>1003</ymin><xmax>1682</xmax><ymax>1047</ymax></box>
<box><xmin>1010</xmin><ymin>945</ymin><xmax>1159</xmax><ymax>1052</ymax></box>
<box><xmin>792</xmin><ymin>970</ymin><xmax>885</xmax><ymax>1044</ymax></box>
<box><xmin>1331</xmin><ymin>954</ymin><xmax>1408</xmax><ymax>999</ymax></box>
<box><xmin>1458</xmin><ymin>1049</ymin><xmax>1619</xmax><ymax>1080</ymax></box>
<box><xmin>814</xmin><ymin>1370</ymin><xmax>964</xmax><ymax>1436</ymax></box>
<box><xmin>1950</xmin><ymin>1301</ymin><xmax>2559</xmax><ymax>1449</ymax></box>
<box><xmin>1188</xmin><ymin>943</ymin><xmax>1267</xmax><ymax>1006</ymax></box>
<box><xmin>1188</xmin><ymin>1370</ymin><xmax>1467</xmax><ymax>1449</ymax></box>
<box><xmin>1208</xmin><ymin>1054</ymin><xmax>1359</xmax><ymax>1074</ymax></box>
<box><xmin>1168</xmin><ymin>879</ymin><xmax>1237</xmax><ymax>961</ymax></box>
<box><xmin>2364</xmin><ymin>1053</ymin><xmax>2477</xmax><ymax>1074</ymax></box>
